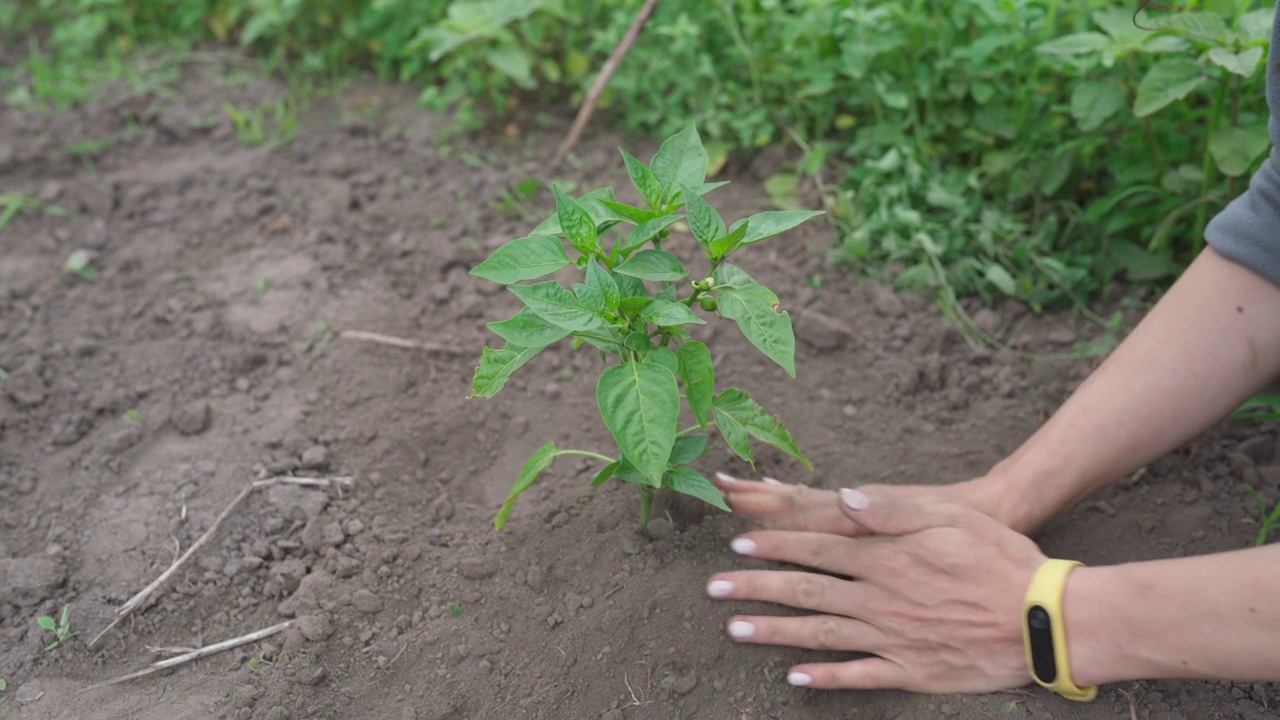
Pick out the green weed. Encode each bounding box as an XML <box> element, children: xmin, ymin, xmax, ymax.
<box><xmin>63</xmin><ymin>250</ymin><xmax>98</xmax><ymax>282</ymax></box>
<box><xmin>1243</xmin><ymin>486</ymin><xmax>1280</xmax><ymax>546</ymax></box>
<box><xmin>1233</xmin><ymin>394</ymin><xmax>1280</xmax><ymax>421</ymax></box>
<box><xmin>123</xmin><ymin>408</ymin><xmax>147</xmax><ymax>423</ymax></box>
<box><xmin>0</xmin><ymin>678</ymin><xmax>6</xmax><ymax>692</ymax></box>
<box><xmin>0</xmin><ymin>195</ymin><xmax>69</xmax><ymax>234</ymax></box>
<box><xmin>36</xmin><ymin>604</ymin><xmax>77</xmax><ymax>651</ymax></box>
<box><xmin>223</xmin><ymin>98</ymin><xmax>298</xmax><ymax>147</ymax></box>
<box><xmin>446</xmin><ymin>601</ymin><xmax>463</xmax><ymax>617</ymax></box>
<box><xmin>470</xmin><ymin>125</ymin><xmax>821</xmax><ymax>529</ymax></box>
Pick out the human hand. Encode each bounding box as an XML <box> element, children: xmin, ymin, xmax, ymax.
<box><xmin>712</xmin><ymin>471</ymin><xmax>1021</xmax><ymax>536</ymax></box>
<box><xmin>706</xmin><ymin>486</ymin><xmax>1045</xmax><ymax>693</ymax></box>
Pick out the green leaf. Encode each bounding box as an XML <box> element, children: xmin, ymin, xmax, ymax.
<box><xmin>487</xmin><ymin>307</ymin><xmax>573</xmax><ymax>347</ymax></box>
<box><xmin>668</xmin><ymin>181</ymin><xmax>731</xmax><ymax>208</ymax></box>
<box><xmin>708</xmin><ymin>221</ymin><xmax>750</xmax><ymax>259</ymax></box>
<box><xmin>732</xmin><ymin>210</ymin><xmax>824</xmax><ymax>248</ymax></box>
<box><xmin>573</xmin><ymin>283</ymin><xmax>607</xmax><ymax>315</ymax></box>
<box><xmin>984</xmin><ymin>264</ymin><xmax>1017</xmax><ymax>297</ymax></box>
<box><xmin>669</xmin><ymin>434</ymin><xmax>710</xmax><ymax>466</ymax></box>
<box><xmin>668</xmin><ymin>467</ymin><xmax>730</xmax><ymax>512</ymax></box>
<box><xmin>469</xmin><ymin>235</ymin><xmax>569</xmax><ymax>285</ymax></box>
<box><xmin>597</xmin><ymin>361</ymin><xmax>680</xmax><ymax>485</ymax></box>
<box><xmin>1240</xmin><ymin>8</ymin><xmax>1275</xmax><ymax>44</ymax></box>
<box><xmin>651</xmin><ymin>124</ymin><xmax>709</xmax><ymax>204</ymax></box>
<box><xmin>471</xmin><ymin>344</ymin><xmax>543</xmax><ymax>398</ymax></box>
<box><xmin>533</xmin><ymin>188</ymin><xmax>620</xmax><ymax>235</ymax></box>
<box><xmin>1069</xmin><ymin>79</ymin><xmax>1126</xmax><ymax>132</ymax></box>
<box><xmin>1208</xmin><ymin>124</ymin><xmax>1273</xmax><ymax>178</ymax></box>
<box><xmin>585</xmin><ymin>261</ymin><xmax>620</xmax><ymax>311</ymax></box>
<box><xmin>681</xmin><ymin>185</ymin><xmax>726</xmax><ymax>247</ymax></box>
<box><xmin>486</xmin><ymin>46</ymin><xmax>534</xmax><ymax>88</ymax></box>
<box><xmin>677</xmin><ymin>341</ymin><xmax>714</xmax><ymax>427</ymax></box>
<box><xmin>495</xmin><ymin>442</ymin><xmax>568</xmax><ymax>528</ymax></box>
<box><xmin>712</xmin><ymin>388</ymin><xmax>811</xmax><ymax>469</ymax></box>
<box><xmin>1153</xmin><ymin>12</ymin><xmax>1229</xmax><ymax>43</ymax></box>
<box><xmin>625</xmin><ymin>331</ymin><xmax>653</xmax><ymax>357</ymax></box>
<box><xmin>1134</xmin><ymin>59</ymin><xmax>1206</xmax><ymax>118</ymax></box>
<box><xmin>1207</xmin><ymin>47</ymin><xmax>1264</xmax><ymax>79</ymax></box>
<box><xmin>613</xmin><ymin>272</ymin><xmax>647</xmax><ymax>300</ymax></box>
<box><xmin>614</xmin><ymin>250</ymin><xmax>688</xmax><ymax>281</ymax></box>
<box><xmin>1035</xmin><ymin>32</ymin><xmax>1111</xmax><ymax>57</ymax></box>
<box><xmin>553</xmin><ymin>184</ymin><xmax>599</xmax><ymax>255</ymax></box>
<box><xmin>642</xmin><ymin>299</ymin><xmax>706</xmax><ymax>327</ymax></box>
<box><xmin>717</xmin><ymin>283</ymin><xmax>796</xmax><ymax>377</ymax></box>
<box><xmin>1110</xmin><ymin>240</ymin><xmax>1181</xmax><ymax>281</ymax></box>
<box><xmin>591</xmin><ymin>460</ymin><xmax>621</xmax><ymax>487</ymax></box>
<box><xmin>599</xmin><ymin>198</ymin><xmax>660</xmax><ymax>225</ymax></box>
<box><xmin>509</xmin><ymin>281</ymin><xmax>607</xmax><ymax>332</ymax></box>
<box><xmin>620</xmin><ymin>214</ymin><xmax>683</xmax><ymax>253</ymax></box>
<box><xmin>644</xmin><ymin>346</ymin><xmax>679</xmax><ymax>375</ymax></box>
<box><xmin>621</xmin><ymin>149</ymin><xmax>663</xmax><ymax>209</ymax></box>
<box><xmin>37</xmin><ymin>616</ymin><xmax>56</xmax><ymax>631</ymax></box>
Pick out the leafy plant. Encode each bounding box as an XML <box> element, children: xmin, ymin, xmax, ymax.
<box><xmin>63</xmin><ymin>249</ymin><xmax>98</xmax><ymax>282</ymax></box>
<box><xmin>1243</xmin><ymin>485</ymin><xmax>1280</xmax><ymax>546</ymax></box>
<box><xmin>446</xmin><ymin>601</ymin><xmax>463</xmax><ymax>616</ymax></box>
<box><xmin>1233</xmin><ymin>393</ymin><xmax>1280</xmax><ymax>421</ymax></box>
<box><xmin>469</xmin><ymin>125</ymin><xmax>821</xmax><ymax>529</ymax></box>
<box><xmin>223</xmin><ymin>98</ymin><xmax>298</xmax><ymax>147</ymax></box>
<box><xmin>36</xmin><ymin>604</ymin><xmax>77</xmax><ymax>651</ymax></box>
<box><xmin>123</xmin><ymin>408</ymin><xmax>148</xmax><ymax>423</ymax></box>
<box><xmin>0</xmin><ymin>677</ymin><xmax>6</xmax><ymax>692</ymax></box>
<box><xmin>0</xmin><ymin>194</ymin><xmax>69</xmax><ymax>234</ymax></box>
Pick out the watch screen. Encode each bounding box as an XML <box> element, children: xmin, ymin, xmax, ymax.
<box><xmin>1026</xmin><ymin>605</ymin><xmax>1058</xmax><ymax>683</ymax></box>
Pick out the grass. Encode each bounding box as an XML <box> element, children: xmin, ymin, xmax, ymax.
<box><xmin>1244</xmin><ymin>486</ymin><xmax>1280</xmax><ymax>546</ymax></box>
<box><xmin>0</xmin><ymin>194</ymin><xmax>69</xmax><ymax>234</ymax></box>
<box><xmin>36</xmin><ymin>604</ymin><xmax>77</xmax><ymax>651</ymax></box>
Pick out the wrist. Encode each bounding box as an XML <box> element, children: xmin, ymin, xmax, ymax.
<box><xmin>1060</xmin><ymin>565</ymin><xmax>1139</xmax><ymax>687</ymax></box>
<box><xmin>977</xmin><ymin>449</ymin><xmax>1091</xmax><ymax>535</ymax></box>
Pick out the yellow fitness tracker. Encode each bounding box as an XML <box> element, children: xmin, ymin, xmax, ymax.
<box><xmin>1022</xmin><ymin>559</ymin><xmax>1097</xmax><ymax>702</ymax></box>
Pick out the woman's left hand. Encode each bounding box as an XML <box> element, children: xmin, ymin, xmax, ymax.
<box><xmin>707</xmin><ymin>486</ymin><xmax>1046</xmax><ymax>694</ymax></box>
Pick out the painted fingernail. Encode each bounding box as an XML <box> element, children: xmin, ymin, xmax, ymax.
<box><xmin>730</xmin><ymin>538</ymin><xmax>757</xmax><ymax>555</ymax></box>
<box><xmin>839</xmin><ymin>488</ymin><xmax>870</xmax><ymax>511</ymax></box>
<box><xmin>707</xmin><ymin>580</ymin><xmax>734</xmax><ymax>598</ymax></box>
<box><xmin>728</xmin><ymin>620</ymin><xmax>755</xmax><ymax>639</ymax></box>
<box><xmin>787</xmin><ymin>672</ymin><xmax>813</xmax><ymax>687</ymax></box>
<box><xmin>763</xmin><ymin>477</ymin><xmax>782</xmax><ymax>485</ymax></box>
<box><xmin>715</xmin><ymin>472</ymin><xmax>739</xmax><ymax>484</ymax></box>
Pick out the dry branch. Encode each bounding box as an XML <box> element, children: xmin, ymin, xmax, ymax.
<box><xmin>552</xmin><ymin>0</ymin><xmax>660</xmax><ymax>165</ymax></box>
<box><xmin>338</xmin><ymin>329</ymin><xmax>466</xmax><ymax>354</ymax></box>
<box><xmin>81</xmin><ymin>621</ymin><xmax>294</xmax><ymax>692</ymax></box>
<box><xmin>87</xmin><ymin>475</ymin><xmax>353</xmax><ymax>648</ymax></box>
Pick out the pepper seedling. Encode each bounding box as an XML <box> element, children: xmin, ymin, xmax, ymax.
<box><xmin>468</xmin><ymin>125</ymin><xmax>822</xmax><ymax>529</ymax></box>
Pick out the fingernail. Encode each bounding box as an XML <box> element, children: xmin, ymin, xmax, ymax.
<box><xmin>787</xmin><ymin>672</ymin><xmax>813</xmax><ymax>687</ymax></box>
<box><xmin>707</xmin><ymin>580</ymin><xmax>734</xmax><ymax>598</ymax></box>
<box><xmin>715</xmin><ymin>472</ymin><xmax>739</xmax><ymax>484</ymax></box>
<box><xmin>730</xmin><ymin>538</ymin><xmax>757</xmax><ymax>555</ymax></box>
<box><xmin>763</xmin><ymin>477</ymin><xmax>782</xmax><ymax>485</ymax></box>
<box><xmin>839</xmin><ymin>488</ymin><xmax>870</xmax><ymax>511</ymax></box>
<box><xmin>728</xmin><ymin>620</ymin><xmax>755</xmax><ymax>639</ymax></box>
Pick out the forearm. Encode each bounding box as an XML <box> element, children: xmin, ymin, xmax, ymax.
<box><xmin>979</xmin><ymin>247</ymin><xmax>1280</xmax><ymax>532</ymax></box>
<box><xmin>1064</xmin><ymin>544</ymin><xmax>1280</xmax><ymax>685</ymax></box>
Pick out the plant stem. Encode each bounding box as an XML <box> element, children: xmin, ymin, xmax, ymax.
<box><xmin>1193</xmin><ymin>80</ymin><xmax>1230</xmax><ymax>255</ymax></box>
<box><xmin>557</xmin><ymin>449</ymin><xmax>617</xmax><ymax>464</ymax></box>
<box><xmin>639</xmin><ymin>486</ymin><xmax>654</xmax><ymax>526</ymax></box>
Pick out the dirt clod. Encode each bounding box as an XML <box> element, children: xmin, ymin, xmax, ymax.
<box><xmin>352</xmin><ymin>588</ymin><xmax>382</xmax><ymax>614</ymax></box>
<box><xmin>0</xmin><ymin>557</ymin><xmax>63</xmax><ymax>607</ymax></box>
<box><xmin>172</xmin><ymin>400</ymin><xmax>212</xmax><ymax>436</ymax></box>
<box><xmin>4</xmin><ymin>368</ymin><xmax>47</xmax><ymax>408</ymax></box>
<box><xmin>646</xmin><ymin>517</ymin><xmax>675</xmax><ymax>540</ymax></box>
<box><xmin>300</xmin><ymin>444</ymin><xmax>329</xmax><ymax>470</ymax></box>
<box><xmin>869</xmin><ymin>284</ymin><xmax>905</xmax><ymax>317</ymax></box>
<box><xmin>459</xmin><ymin>557</ymin><xmax>498</xmax><ymax>580</ymax></box>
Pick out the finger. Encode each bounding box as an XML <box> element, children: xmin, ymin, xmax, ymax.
<box><xmin>713</xmin><ymin>472</ymin><xmax>789</xmax><ymax>494</ymax></box>
<box><xmin>836</xmin><ymin>487</ymin><xmax>961</xmax><ymax>537</ymax></box>
<box><xmin>724</xmin><ymin>613</ymin><xmax>885</xmax><ymax>653</ymax></box>
<box><xmin>730</xmin><ymin>530</ymin><xmax>895</xmax><ymax>579</ymax></box>
<box><xmin>785</xmin><ymin>657</ymin><xmax>911</xmax><ymax>690</ymax></box>
<box><xmin>706</xmin><ymin>570</ymin><xmax>886</xmax><ymax>617</ymax></box>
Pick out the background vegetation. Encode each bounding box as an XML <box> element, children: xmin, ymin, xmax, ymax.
<box><xmin>1</xmin><ymin>0</ymin><xmax>1274</xmax><ymax>319</ymax></box>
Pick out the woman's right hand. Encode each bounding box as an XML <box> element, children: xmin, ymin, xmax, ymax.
<box><xmin>712</xmin><ymin>471</ymin><xmax>1024</xmax><ymax>536</ymax></box>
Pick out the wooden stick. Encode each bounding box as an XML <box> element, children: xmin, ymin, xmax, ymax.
<box><xmin>88</xmin><ymin>475</ymin><xmax>353</xmax><ymax>648</ymax></box>
<box><xmin>337</xmin><ymin>329</ymin><xmax>464</xmax><ymax>354</ymax></box>
<box><xmin>81</xmin><ymin>621</ymin><xmax>294</xmax><ymax>692</ymax></box>
<box><xmin>552</xmin><ymin>0</ymin><xmax>660</xmax><ymax>165</ymax></box>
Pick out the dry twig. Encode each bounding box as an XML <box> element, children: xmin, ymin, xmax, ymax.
<box><xmin>338</xmin><ymin>329</ymin><xmax>466</xmax><ymax>354</ymax></box>
<box><xmin>87</xmin><ymin>475</ymin><xmax>353</xmax><ymax>648</ymax></box>
<box><xmin>81</xmin><ymin>621</ymin><xmax>294</xmax><ymax>692</ymax></box>
<box><xmin>552</xmin><ymin>0</ymin><xmax>660</xmax><ymax>165</ymax></box>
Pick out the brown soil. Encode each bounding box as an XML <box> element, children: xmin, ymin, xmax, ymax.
<box><xmin>1</xmin><ymin>63</ymin><xmax>1278</xmax><ymax>720</ymax></box>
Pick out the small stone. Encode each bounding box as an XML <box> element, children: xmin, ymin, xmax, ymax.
<box><xmin>401</xmin><ymin>708</ymin><xmax>418</xmax><ymax>720</ymax></box>
<box><xmin>5</xmin><ymin>368</ymin><xmax>47</xmax><ymax>408</ymax></box>
<box><xmin>267</xmin><ymin>485</ymin><xmax>329</xmax><ymax>521</ymax></box>
<box><xmin>549</xmin><ymin>512</ymin><xmax>570</xmax><ymax>528</ymax></box>
<box><xmin>542</xmin><ymin>382</ymin><xmax>561</xmax><ymax>401</ymax></box>
<box><xmin>173</xmin><ymin>401</ymin><xmax>212</xmax><ymax>436</ymax></box>
<box><xmin>620</xmin><ymin>537</ymin><xmax>641</xmax><ymax>555</ymax></box>
<box><xmin>431</xmin><ymin>494</ymin><xmax>455</xmax><ymax>522</ymax></box>
<box><xmin>13</xmin><ymin>471</ymin><xmax>37</xmax><ymax>495</ymax></box>
<box><xmin>939</xmin><ymin>703</ymin><xmax>959</xmax><ymax>716</ymax></box>
<box><xmin>971</xmin><ymin>308</ymin><xmax>1000</xmax><ymax>336</ymax></box>
<box><xmin>13</xmin><ymin>680</ymin><xmax>45</xmax><ymax>705</ymax></box>
<box><xmin>303</xmin><ymin>667</ymin><xmax>328</xmax><ymax>685</ymax></box>
<box><xmin>263</xmin><ymin>706</ymin><xmax>290</xmax><ymax>720</ymax></box>
<box><xmin>352</xmin><ymin>589</ymin><xmax>382</xmax><ymax>614</ymax></box>
<box><xmin>345</xmin><ymin>518</ymin><xmax>365</xmax><ymax>535</ymax></box>
<box><xmin>672</xmin><ymin>668</ymin><xmax>698</xmax><ymax>696</ymax></box>
<box><xmin>841</xmin><ymin>403</ymin><xmax>857</xmax><ymax>418</ymax></box>
<box><xmin>321</xmin><ymin>522</ymin><xmax>345</xmax><ymax>546</ymax></box>
<box><xmin>645</xmin><ymin>517</ymin><xmax>674</xmax><ymax>540</ymax></box>
<box><xmin>460</xmin><ymin>557</ymin><xmax>498</xmax><ymax>580</ymax></box>
<box><xmin>1046</xmin><ymin>327</ymin><xmax>1076</xmax><ymax>345</ymax></box>
<box><xmin>869</xmin><ymin>284</ymin><xmax>904</xmax><ymax>317</ymax></box>
<box><xmin>526</xmin><ymin>565</ymin><xmax>546</xmax><ymax>592</ymax></box>
<box><xmin>297</xmin><ymin>614</ymin><xmax>334</xmax><ymax>641</ymax></box>
<box><xmin>300</xmin><ymin>445</ymin><xmax>329</xmax><ymax>470</ymax></box>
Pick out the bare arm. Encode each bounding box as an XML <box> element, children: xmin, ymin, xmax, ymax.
<box><xmin>1067</xmin><ymin>543</ymin><xmax>1280</xmax><ymax>684</ymax></box>
<box><xmin>979</xmin><ymin>247</ymin><xmax>1280</xmax><ymax>533</ymax></box>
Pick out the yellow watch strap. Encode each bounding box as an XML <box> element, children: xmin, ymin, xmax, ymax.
<box><xmin>1022</xmin><ymin>558</ymin><xmax>1097</xmax><ymax>702</ymax></box>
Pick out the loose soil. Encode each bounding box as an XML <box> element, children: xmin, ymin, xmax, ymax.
<box><xmin>1</xmin><ymin>62</ymin><xmax>1278</xmax><ymax>720</ymax></box>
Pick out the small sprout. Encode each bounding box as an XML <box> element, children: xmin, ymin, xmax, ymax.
<box><xmin>253</xmin><ymin>275</ymin><xmax>271</xmax><ymax>297</ymax></box>
<box><xmin>123</xmin><ymin>408</ymin><xmax>147</xmax><ymax>423</ymax></box>
<box><xmin>1000</xmin><ymin>700</ymin><xmax>1020</xmax><ymax>712</ymax></box>
<box><xmin>0</xmin><ymin>678</ymin><xmax>7</xmax><ymax>692</ymax></box>
<box><xmin>447</xmin><ymin>602</ymin><xmax>463</xmax><ymax>617</ymax></box>
<box><xmin>248</xmin><ymin>654</ymin><xmax>275</xmax><ymax>669</ymax></box>
<box><xmin>64</xmin><ymin>250</ymin><xmax>98</xmax><ymax>282</ymax></box>
<box><xmin>37</xmin><ymin>604</ymin><xmax>78</xmax><ymax>651</ymax></box>
<box><xmin>1244</xmin><ymin>485</ymin><xmax>1280</xmax><ymax>546</ymax></box>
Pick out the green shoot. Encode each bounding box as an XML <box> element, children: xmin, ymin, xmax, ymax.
<box><xmin>36</xmin><ymin>604</ymin><xmax>77</xmax><ymax>651</ymax></box>
<box><xmin>1243</xmin><ymin>486</ymin><xmax>1280</xmax><ymax>546</ymax></box>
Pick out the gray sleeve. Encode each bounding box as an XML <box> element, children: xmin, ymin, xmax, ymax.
<box><xmin>1204</xmin><ymin>16</ymin><xmax>1280</xmax><ymax>287</ymax></box>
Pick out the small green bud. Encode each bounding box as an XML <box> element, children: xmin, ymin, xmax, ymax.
<box><xmin>699</xmin><ymin>296</ymin><xmax>718</xmax><ymax>312</ymax></box>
